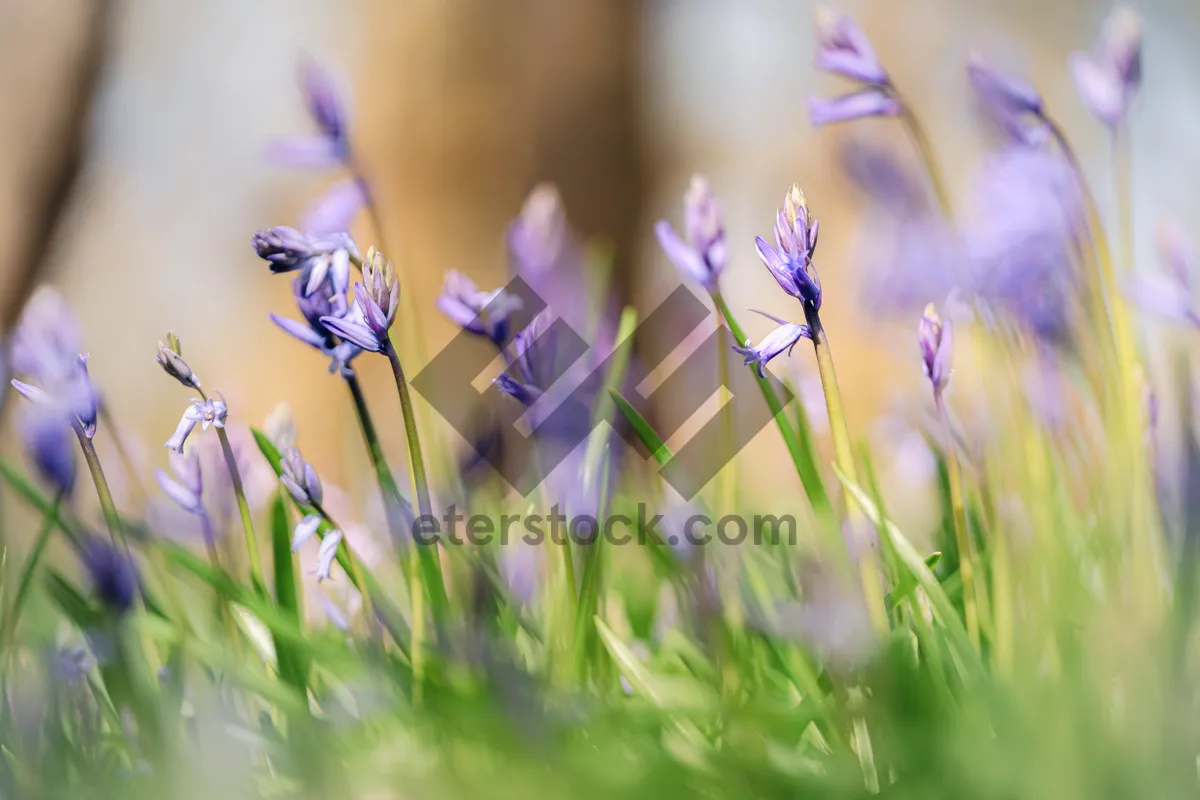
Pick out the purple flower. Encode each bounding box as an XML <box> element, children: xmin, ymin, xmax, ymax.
<box><xmin>165</xmin><ymin>396</ymin><xmax>227</xmax><ymax>455</ymax></box>
<box><xmin>301</xmin><ymin>179</ymin><xmax>367</xmax><ymax>237</ymax></box>
<box><xmin>437</xmin><ymin>270</ymin><xmax>523</xmax><ymax>348</ymax></box>
<box><xmin>155</xmin><ymin>450</ymin><xmax>203</xmax><ymax>515</ymax></box>
<box><xmin>918</xmin><ymin>303</ymin><xmax>953</xmax><ymax>396</ymax></box>
<box><xmin>495</xmin><ymin>310</ymin><xmax>557</xmax><ymax>406</ymax></box>
<box><xmin>655</xmin><ymin>175</ymin><xmax>727</xmax><ymax>291</ymax></box>
<box><xmin>267</xmin><ymin>58</ymin><xmax>349</xmax><ymax>168</ymax></box>
<box><xmin>812</xmin><ymin>7</ymin><xmax>889</xmax><ymax>85</ymax></box>
<box><xmin>968</xmin><ymin>53</ymin><xmax>1046</xmax><ymax>144</ymax></box>
<box><xmin>269</xmin><ymin>274</ymin><xmax>362</xmax><ymax>375</ymax></box>
<box><xmin>156</xmin><ymin>336</ymin><xmax>199</xmax><ymax>390</ymax></box>
<box><xmin>313</xmin><ymin>529</ymin><xmax>343</xmax><ymax>582</ymax></box>
<box><xmin>1127</xmin><ymin>219</ymin><xmax>1200</xmax><ymax>326</ymax></box>
<box><xmin>251</xmin><ymin>227</ymin><xmax>358</xmax><ymax>297</ymax></box>
<box><xmin>9</xmin><ymin>286</ymin><xmax>82</xmax><ymax>384</ymax></box>
<box><xmin>1070</xmin><ymin>7</ymin><xmax>1142</xmax><ymax>127</ymax></box>
<box><xmin>280</xmin><ymin>447</ymin><xmax>323</xmax><ymax>507</ymax></box>
<box><xmin>755</xmin><ymin>186</ymin><xmax>823</xmax><ymax>311</ymax></box>
<box><xmin>508</xmin><ymin>184</ymin><xmax>571</xmax><ymax>277</ymax></box>
<box><xmin>320</xmin><ymin>246</ymin><xmax>398</xmax><ymax>352</ymax></box>
<box><xmin>733</xmin><ymin>312</ymin><xmax>812</xmax><ymax>378</ymax></box>
<box><xmin>291</xmin><ymin>514</ymin><xmax>322</xmax><ymax>552</ymax></box>
<box><xmin>962</xmin><ymin>147</ymin><xmax>1083</xmax><ymax>344</ymax></box>
<box><xmin>82</xmin><ymin>539</ymin><xmax>137</xmax><ymax>614</ymax></box>
<box><xmin>809</xmin><ymin>89</ymin><xmax>901</xmax><ymax>127</ymax></box>
<box><xmin>11</xmin><ymin>354</ymin><xmax>98</xmax><ymax>439</ymax></box>
<box><xmin>20</xmin><ymin>406</ymin><xmax>76</xmax><ymax>497</ymax></box>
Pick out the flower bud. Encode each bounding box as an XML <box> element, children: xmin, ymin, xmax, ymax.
<box><xmin>156</xmin><ymin>336</ymin><xmax>199</xmax><ymax>389</ymax></box>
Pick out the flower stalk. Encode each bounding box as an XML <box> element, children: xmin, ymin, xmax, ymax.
<box><xmin>74</xmin><ymin>424</ymin><xmax>127</xmax><ymax>555</ymax></box>
<box><xmin>216</xmin><ymin>426</ymin><xmax>265</xmax><ymax>596</ymax></box>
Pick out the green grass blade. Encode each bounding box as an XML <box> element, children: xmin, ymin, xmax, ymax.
<box><xmin>1</xmin><ymin>495</ymin><xmax>63</xmax><ymax>648</ymax></box>
<box><xmin>271</xmin><ymin>493</ymin><xmax>308</xmax><ymax>695</ymax></box>
<box><xmin>608</xmin><ymin>388</ymin><xmax>672</xmax><ymax>468</ymax></box>
<box><xmin>834</xmin><ymin>465</ymin><xmax>983</xmax><ymax>682</ymax></box>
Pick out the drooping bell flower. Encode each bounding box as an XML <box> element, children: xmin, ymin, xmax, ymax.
<box><xmin>437</xmin><ymin>270</ymin><xmax>523</xmax><ymax>348</ymax></box>
<box><xmin>733</xmin><ymin>311</ymin><xmax>812</xmax><ymax>378</ymax></box>
<box><xmin>1070</xmin><ymin>6</ymin><xmax>1142</xmax><ymax>128</ymax></box>
<box><xmin>654</xmin><ymin>175</ymin><xmax>727</xmax><ymax>291</ymax></box>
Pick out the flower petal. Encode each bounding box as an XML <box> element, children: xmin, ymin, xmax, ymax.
<box><xmin>654</xmin><ymin>220</ymin><xmax>709</xmax><ymax>287</ymax></box>
<box><xmin>291</xmin><ymin>514</ymin><xmax>323</xmax><ymax>552</ymax></box>
<box><xmin>808</xmin><ymin>90</ymin><xmax>901</xmax><ymax>127</ymax></box>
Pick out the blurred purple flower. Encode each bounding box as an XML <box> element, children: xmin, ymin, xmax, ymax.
<box><xmin>437</xmin><ymin>270</ymin><xmax>523</xmax><ymax>348</ymax></box>
<box><xmin>155</xmin><ymin>450</ymin><xmax>203</xmax><ymax>515</ymax></box>
<box><xmin>1127</xmin><ymin>219</ymin><xmax>1200</xmax><ymax>326</ymax></box>
<box><xmin>809</xmin><ymin>89</ymin><xmax>900</xmax><ymax>127</ymax></box>
<box><xmin>1070</xmin><ymin>7</ymin><xmax>1142</xmax><ymax>127</ymax></box>
<box><xmin>291</xmin><ymin>514</ymin><xmax>322</xmax><ymax>552</ymax></box>
<box><xmin>654</xmin><ymin>175</ymin><xmax>727</xmax><ymax>291</ymax></box>
<box><xmin>756</xmin><ymin>186</ymin><xmax>822</xmax><ymax>310</ymax></box>
<box><xmin>301</xmin><ymin>179</ymin><xmax>368</xmax><ymax>237</ymax></box>
<box><xmin>508</xmin><ymin>184</ymin><xmax>572</xmax><ymax>277</ymax></box>
<box><xmin>20</xmin><ymin>406</ymin><xmax>76</xmax><ymax>497</ymax></box>
<box><xmin>733</xmin><ymin>311</ymin><xmax>812</xmax><ymax>378</ymax></box>
<box><xmin>313</xmin><ymin>529</ymin><xmax>343</xmax><ymax>582</ymax></box>
<box><xmin>12</xmin><ymin>354</ymin><xmax>98</xmax><ymax>440</ymax></box>
<box><xmin>968</xmin><ymin>53</ymin><xmax>1047</xmax><ymax>145</ymax></box>
<box><xmin>267</xmin><ymin>57</ymin><xmax>348</xmax><ymax>167</ymax></box>
<box><xmin>918</xmin><ymin>303</ymin><xmax>953</xmax><ymax>397</ymax></box>
<box><xmin>812</xmin><ymin>7</ymin><xmax>889</xmax><ymax>85</ymax></box>
<box><xmin>252</xmin><ymin>227</ymin><xmax>358</xmax><ymax>297</ymax></box>
<box><xmin>82</xmin><ymin>539</ymin><xmax>137</xmax><ymax>615</ymax></box>
<box><xmin>962</xmin><ymin>147</ymin><xmax>1084</xmax><ymax>344</ymax></box>
<box><xmin>495</xmin><ymin>310</ymin><xmax>559</xmax><ymax>407</ymax></box>
<box><xmin>9</xmin><ymin>286</ymin><xmax>82</xmax><ymax>383</ymax></box>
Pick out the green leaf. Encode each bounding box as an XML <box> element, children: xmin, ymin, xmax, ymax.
<box><xmin>252</xmin><ymin>427</ymin><xmax>284</xmax><ymax>474</ymax></box>
<box><xmin>44</xmin><ymin>569</ymin><xmax>101</xmax><ymax>630</ymax></box>
<box><xmin>608</xmin><ymin>388</ymin><xmax>672</xmax><ymax>468</ymax></box>
<box><xmin>271</xmin><ymin>493</ymin><xmax>308</xmax><ymax>695</ymax></box>
<box><xmin>594</xmin><ymin>617</ymin><xmax>717</xmax><ymax>712</ymax></box>
<box><xmin>787</xmin><ymin>380</ymin><xmax>831</xmax><ymax>514</ymax></box>
<box><xmin>0</xmin><ymin>459</ymin><xmax>80</xmax><ymax>548</ymax></box>
<box><xmin>834</xmin><ymin>465</ymin><xmax>983</xmax><ymax>682</ymax></box>
<box><xmin>2</xmin><ymin>497</ymin><xmax>63</xmax><ymax>647</ymax></box>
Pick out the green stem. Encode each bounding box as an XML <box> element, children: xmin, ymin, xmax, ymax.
<box><xmin>936</xmin><ymin>395</ymin><xmax>979</xmax><ymax>651</ymax></box>
<box><xmin>381</xmin><ymin>337</ymin><xmax>448</xmax><ymax>625</ymax></box>
<box><xmin>1</xmin><ymin>492</ymin><xmax>63</xmax><ymax>649</ymax></box>
<box><xmin>74</xmin><ymin>425</ymin><xmax>127</xmax><ymax>554</ymax></box>
<box><xmin>345</xmin><ymin>374</ymin><xmax>410</xmax><ymax>540</ymax></box>
<box><xmin>712</xmin><ymin>292</ymin><xmax>830</xmax><ymax>516</ymax></box>
<box><xmin>216</xmin><ymin>426</ymin><xmax>264</xmax><ymax>596</ymax></box>
<box><xmin>894</xmin><ymin>94</ymin><xmax>952</xmax><ymax>218</ymax></box>
<box><xmin>803</xmin><ymin>307</ymin><xmax>889</xmax><ymax>636</ymax></box>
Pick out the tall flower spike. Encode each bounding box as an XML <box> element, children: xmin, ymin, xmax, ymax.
<box><xmin>755</xmin><ymin>186</ymin><xmax>822</xmax><ymax>311</ymax></box>
<box><xmin>280</xmin><ymin>447</ymin><xmax>324</xmax><ymax>507</ymax></box>
<box><xmin>813</xmin><ymin>6</ymin><xmax>889</xmax><ymax>85</ymax></box>
<box><xmin>251</xmin><ymin>227</ymin><xmax>358</xmax><ymax>297</ymax></box>
<box><xmin>733</xmin><ymin>312</ymin><xmax>812</xmax><ymax>378</ymax></box>
<box><xmin>1070</xmin><ymin>6</ymin><xmax>1142</xmax><ymax>128</ymax></box>
<box><xmin>919</xmin><ymin>304</ymin><xmax>953</xmax><ymax>397</ymax></box>
<box><xmin>654</xmin><ymin>175</ymin><xmax>727</xmax><ymax>291</ymax></box>
<box><xmin>437</xmin><ymin>270</ymin><xmax>523</xmax><ymax>348</ymax></box>
<box><xmin>20</xmin><ymin>406</ymin><xmax>76</xmax><ymax>497</ymax></box>
<box><xmin>156</xmin><ymin>334</ymin><xmax>199</xmax><ymax>389</ymax></box>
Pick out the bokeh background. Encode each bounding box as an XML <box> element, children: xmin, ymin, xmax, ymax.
<box><xmin>2</xmin><ymin>0</ymin><xmax>1199</xmax><ymax>538</ymax></box>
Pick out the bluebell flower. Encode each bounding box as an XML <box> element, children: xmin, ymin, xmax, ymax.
<box><xmin>269</xmin><ymin>273</ymin><xmax>362</xmax><ymax>376</ymax></box>
<box><xmin>155</xmin><ymin>450</ymin><xmax>203</xmax><ymax>515</ymax></box>
<box><xmin>82</xmin><ymin>539</ymin><xmax>137</xmax><ymax>615</ymax></box>
<box><xmin>251</xmin><ymin>227</ymin><xmax>358</xmax><ymax>297</ymax></box>
<box><xmin>291</xmin><ymin>514</ymin><xmax>322</xmax><ymax>552</ymax></box>
<box><xmin>732</xmin><ymin>311</ymin><xmax>812</xmax><ymax>377</ymax></box>
<box><xmin>280</xmin><ymin>447</ymin><xmax>323</xmax><ymax>507</ymax></box>
<box><xmin>267</xmin><ymin>57</ymin><xmax>349</xmax><ymax>167</ymax></box>
<box><xmin>495</xmin><ymin>310</ymin><xmax>558</xmax><ymax>406</ymax></box>
<box><xmin>812</xmin><ymin>7</ymin><xmax>889</xmax><ymax>85</ymax></box>
<box><xmin>918</xmin><ymin>304</ymin><xmax>953</xmax><ymax>397</ymax></box>
<box><xmin>655</xmin><ymin>175</ymin><xmax>727</xmax><ymax>291</ymax></box>
<box><xmin>313</xmin><ymin>529</ymin><xmax>343</xmax><ymax>582</ymax></box>
<box><xmin>1127</xmin><ymin>219</ymin><xmax>1200</xmax><ymax>326</ymax></box>
<box><xmin>164</xmin><ymin>395</ymin><xmax>227</xmax><ymax>455</ymax></box>
<box><xmin>156</xmin><ymin>336</ymin><xmax>199</xmax><ymax>390</ymax></box>
<box><xmin>755</xmin><ymin>186</ymin><xmax>823</xmax><ymax>311</ymax></box>
<box><xmin>437</xmin><ymin>270</ymin><xmax>523</xmax><ymax>348</ymax></box>
<box><xmin>20</xmin><ymin>406</ymin><xmax>76</xmax><ymax>497</ymax></box>
<box><xmin>9</xmin><ymin>286</ymin><xmax>82</xmax><ymax>384</ymax></box>
<box><xmin>320</xmin><ymin>247</ymin><xmax>398</xmax><ymax>352</ymax></box>
<box><xmin>11</xmin><ymin>353</ymin><xmax>98</xmax><ymax>439</ymax></box>
<box><xmin>508</xmin><ymin>184</ymin><xmax>571</xmax><ymax>277</ymax></box>
<box><xmin>1070</xmin><ymin>7</ymin><xmax>1142</xmax><ymax>128</ymax></box>
<box><xmin>809</xmin><ymin>89</ymin><xmax>900</xmax><ymax>127</ymax></box>
<box><xmin>968</xmin><ymin>54</ymin><xmax>1047</xmax><ymax>145</ymax></box>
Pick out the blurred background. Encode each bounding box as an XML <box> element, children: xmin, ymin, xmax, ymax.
<box><xmin>2</xmin><ymin>0</ymin><xmax>1199</xmax><ymax>537</ymax></box>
